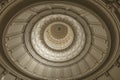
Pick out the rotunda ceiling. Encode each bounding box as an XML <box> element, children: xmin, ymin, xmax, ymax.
<box><xmin>1</xmin><ymin>0</ymin><xmax>120</xmax><ymax>80</ymax></box>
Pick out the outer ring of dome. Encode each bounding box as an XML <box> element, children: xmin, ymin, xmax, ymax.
<box><xmin>1</xmin><ymin>0</ymin><xmax>113</xmax><ymax>80</ymax></box>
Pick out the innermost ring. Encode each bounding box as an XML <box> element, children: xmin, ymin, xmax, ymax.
<box><xmin>50</xmin><ymin>23</ymin><xmax>68</xmax><ymax>39</ymax></box>
<box><xmin>44</xmin><ymin>21</ymin><xmax>74</xmax><ymax>50</ymax></box>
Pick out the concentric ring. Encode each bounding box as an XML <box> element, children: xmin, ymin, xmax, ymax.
<box><xmin>2</xmin><ymin>1</ymin><xmax>111</xmax><ymax>79</ymax></box>
<box><xmin>44</xmin><ymin>21</ymin><xmax>74</xmax><ymax>50</ymax></box>
<box><xmin>31</xmin><ymin>14</ymin><xmax>85</xmax><ymax>62</ymax></box>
